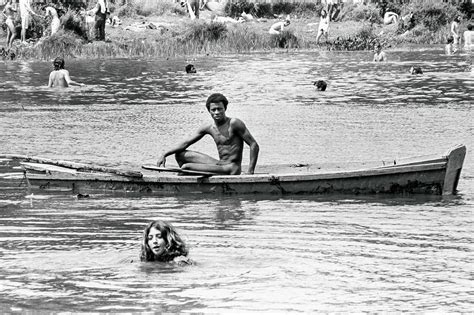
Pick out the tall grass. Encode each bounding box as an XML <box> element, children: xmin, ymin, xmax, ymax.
<box><xmin>130</xmin><ymin>0</ymin><xmax>184</xmax><ymax>17</ymax></box>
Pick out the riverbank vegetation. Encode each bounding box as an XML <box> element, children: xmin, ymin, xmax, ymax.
<box><xmin>1</xmin><ymin>0</ymin><xmax>470</xmax><ymax>60</ymax></box>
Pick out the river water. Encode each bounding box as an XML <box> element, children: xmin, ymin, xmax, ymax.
<box><xmin>0</xmin><ymin>50</ymin><xmax>473</xmax><ymax>312</ymax></box>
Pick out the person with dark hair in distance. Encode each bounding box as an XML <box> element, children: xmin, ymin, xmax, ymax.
<box><xmin>140</xmin><ymin>220</ymin><xmax>192</xmax><ymax>265</ymax></box>
<box><xmin>47</xmin><ymin>57</ymin><xmax>84</xmax><ymax>88</ymax></box>
<box><xmin>157</xmin><ymin>93</ymin><xmax>259</xmax><ymax>175</ymax></box>
<box><xmin>185</xmin><ymin>64</ymin><xmax>196</xmax><ymax>73</ymax></box>
<box><xmin>314</xmin><ymin>80</ymin><xmax>327</xmax><ymax>91</ymax></box>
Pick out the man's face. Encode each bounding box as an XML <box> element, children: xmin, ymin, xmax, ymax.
<box><xmin>209</xmin><ymin>102</ymin><xmax>226</xmax><ymax>122</ymax></box>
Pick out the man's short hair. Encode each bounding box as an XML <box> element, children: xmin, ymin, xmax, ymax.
<box><xmin>206</xmin><ymin>93</ymin><xmax>228</xmax><ymax>111</ymax></box>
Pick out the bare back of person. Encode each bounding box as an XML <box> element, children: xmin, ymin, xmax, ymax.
<box><xmin>48</xmin><ymin>69</ymin><xmax>70</xmax><ymax>88</ymax></box>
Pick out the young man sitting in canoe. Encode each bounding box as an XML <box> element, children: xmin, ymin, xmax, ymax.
<box><xmin>157</xmin><ymin>93</ymin><xmax>259</xmax><ymax>175</ymax></box>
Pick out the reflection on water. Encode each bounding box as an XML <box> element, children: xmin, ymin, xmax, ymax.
<box><xmin>0</xmin><ymin>50</ymin><xmax>473</xmax><ymax>312</ymax></box>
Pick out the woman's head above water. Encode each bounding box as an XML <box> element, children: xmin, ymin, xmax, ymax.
<box><xmin>140</xmin><ymin>220</ymin><xmax>189</xmax><ymax>262</ymax></box>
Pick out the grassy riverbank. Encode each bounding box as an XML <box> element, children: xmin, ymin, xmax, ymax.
<box><xmin>1</xmin><ymin>0</ymin><xmax>468</xmax><ymax>60</ymax></box>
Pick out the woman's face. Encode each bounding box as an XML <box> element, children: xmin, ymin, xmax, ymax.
<box><xmin>147</xmin><ymin>227</ymin><xmax>166</xmax><ymax>256</ymax></box>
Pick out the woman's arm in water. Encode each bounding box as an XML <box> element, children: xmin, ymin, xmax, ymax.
<box><xmin>64</xmin><ymin>70</ymin><xmax>84</xmax><ymax>86</ymax></box>
<box><xmin>47</xmin><ymin>72</ymin><xmax>53</xmax><ymax>87</ymax></box>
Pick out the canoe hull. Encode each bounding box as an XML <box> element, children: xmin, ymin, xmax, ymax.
<box><xmin>21</xmin><ymin>145</ymin><xmax>467</xmax><ymax>196</ymax></box>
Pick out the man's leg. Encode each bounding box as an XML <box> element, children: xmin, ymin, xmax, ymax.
<box><xmin>175</xmin><ymin>150</ymin><xmax>219</xmax><ymax>166</ymax></box>
<box><xmin>175</xmin><ymin>150</ymin><xmax>239</xmax><ymax>175</ymax></box>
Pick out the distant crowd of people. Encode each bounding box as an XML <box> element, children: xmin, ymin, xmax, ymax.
<box><xmin>0</xmin><ymin>0</ymin><xmax>115</xmax><ymax>51</ymax></box>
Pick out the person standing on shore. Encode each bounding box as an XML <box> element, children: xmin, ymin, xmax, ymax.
<box><xmin>316</xmin><ymin>9</ymin><xmax>330</xmax><ymax>44</ymax></box>
<box><xmin>18</xmin><ymin>0</ymin><xmax>36</xmax><ymax>43</ymax></box>
<box><xmin>463</xmin><ymin>24</ymin><xmax>474</xmax><ymax>51</ymax></box>
<box><xmin>2</xmin><ymin>0</ymin><xmax>17</xmax><ymax>48</ymax></box>
<box><xmin>451</xmin><ymin>16</ymin><xmax>461</xmax><ymax>53</ymax></box>
<box><xmin>90</xmin><ymin>0</ymin><xmax>109</xmax><ymax>41</ymax></box>
<box><xmin>44</xmin><ymin>6</ymin><xmax>60</xmax><ymax>36</ymax></box>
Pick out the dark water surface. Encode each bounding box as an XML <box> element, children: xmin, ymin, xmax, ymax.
<box><xmin>0</xmin><ymin>50</ymin><xmax>473</xmax><ymax>312</ymax></box>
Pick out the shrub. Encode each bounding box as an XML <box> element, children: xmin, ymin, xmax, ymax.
<box><xmin>183</xmin><ymin>21</ymin><xmax>228</xmax><ymax>43</ymax></box>
<box><xmin>270</xmin><ymin>29</ymin><xmax>298</xmax><ymax>48</ymax></box>
<box><xmin>255</xmin><ymin>3</ymin><xmax>272</xmax><ymax>18</ymax></box>
<box><xmin>328</xmin><ymin>24</ymin><xmax>379</xmax><ymax>50</ymax></box>
<box><xmin>293</xmin><ymin>3</ymin><xmax>322</xmax><ymax>19</ymax></box>
<box><xmin>224</xmin><ymin>0</ymin><xmax>256</xmax><ymax>18</ymax></box>
<box><xmin>401</xmin><ymin>0</ymin><xmax>460</xmax><ymax>32</ymax></box>
<box><xmin>272</xmin><ymin>2</ymin><xmax>296</xmax><ymax>15</ymax></box>
<box><xmin>115</xmin><ymin>3</ymin><xmax>137</xmax><ymax>17</ymax></box>
<box><xmin>61</xmin><ymin>9</ymin><xmax>89</xmax><ymax>40</ymax></box>
<box><xmin>21</xmin><ymin>31</ymin><xmax>84</xmax><ymax>59</ymax></box>
<box><xmin>133</xmin><ymin>0</ymin><xmax>185</xmax><ymax>17</ymax></box>
<box><xmin>339</xmin><ymin>3</ymin><xmax>381</xmax><ymax>24</ymax></box>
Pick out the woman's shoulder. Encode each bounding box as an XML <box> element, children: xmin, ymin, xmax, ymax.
<box><xmin>173</xmin><ymin>255</ymin><xmax>194</xmax><ymax>266</ymax></box>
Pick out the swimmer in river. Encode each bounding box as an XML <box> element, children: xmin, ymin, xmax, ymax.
<box><xmin>47</xmin><ymin>57</ymin><xmax>84</xmax><ymax>88</ymax></box>
<box><xmin>139</xmin><ymin>220</ymin><xmax>193</xmax><ymax>265</ymax></box>
<box><xmin>185</xmin><ymin>64</ymin><xmax>196</xmax><ymax>73</ymax></box>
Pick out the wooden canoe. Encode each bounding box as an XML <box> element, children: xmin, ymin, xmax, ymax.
<box><xmin>17</xmin><ymin>144</ymin><xmax>466</xmax><ymax>196</ymax></box>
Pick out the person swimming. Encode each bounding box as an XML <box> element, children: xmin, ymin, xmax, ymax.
<box><xmin>47</xmin><ymin>57</ymin><xmax>84</xmax><ymax>88</ymax></box>
<box><xmin>409</xmin><ymin>66</ymin><xmax>423</xmax><ymax>75</ymax></box>
<box><xmin>373</xmin><ymin>44</ymin><xmax>387</xmax><ymax>62</ymax></box>
<box><xmin>313</xmin><ymin>80</ymin><xmax>327</xmax><ymax>91</ymax></box>
<box><xmin>185</xmin><ymin>64</ymin><xmax>196</xmax><ymax>73</ymax></box>
<box><xmin>139</xmin><ymin>220</ymin><xmax>192</xmax><ymax>265</ymax></box>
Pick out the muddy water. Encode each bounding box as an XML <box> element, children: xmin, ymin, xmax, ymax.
<box><xmin>0</xmin><ymin>50</ymin><xmax>472</xmax><ymax>312</ymax></box>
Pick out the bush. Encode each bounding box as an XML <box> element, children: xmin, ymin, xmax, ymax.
<box><xmin>61</xmin><ymin>9</ymin><xmax>89</xmax><ymax>40</ymax></box>
<box><xmin>293</xmin><ymin>3</ymin><xmax>322</xmax><ymax>19</ymax></box>
<box><xmin>270</xmin><ymin>29</ymin><xmax>298</xmax><ymax>48</ymax></box>
<box><xmin>22</xmin><ymin>31</ymin><xmax>84</xmax><ymax>59</ymax></box>
<box><xmin>339</xmin><ymin>3</ymin><xmax>381</xmax><ymax>24</ymax></box>
<box><xmin>184</xmin><ymin>21</ymin><xmax>228</xmax><ymax>43</ymax></box>
<box><xmin>272</xmin><ymin>2</ymin><xmax>296</xmax><ymax>15</ymax></box>
<box><xmin>328</xmin><ymin>24</ymin><xmax>379</xmax><ymax>50</ymax></box>
<box><xmin>132</xmin><ymin>0</ymin><xmax>184</xmax><ymax>17</ymax></box>
<box><xmin>401</xmin><ymin>0</ymin><xmax>460</xmax><ymax>32</ymax></box>
<box><xmin>115</xmin><ymin>3</ymin><xmax>137</xmax><ymax>18</ymax></box>
<box><xmin>255</xmin><ymin>3</ymin><xmax>272</xmax><ymax>18</ymax></box>
<box><xmin>224</xmin><ymin>0</ymin><xmax>256</xmax><ymax>18</ymax></box>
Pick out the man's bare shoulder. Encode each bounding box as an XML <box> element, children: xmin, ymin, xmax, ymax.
<box><xmin>198</xmin><ymin>122</ymin><xmax>214</xmax><ymax>133</ymax></box>
<box><xmin>229</xmin><ymin>117</ymin><xmax>246</xmax><ymax>127</ymax></box>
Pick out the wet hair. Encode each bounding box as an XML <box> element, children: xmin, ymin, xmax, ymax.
<box><xmin>185</xmin><ymin>64</ymin><xmax>196</xmax><ymax>73</ymax></box>
<box><xmin>53</xmin><ymin>57</ymin><xmax>65</xmax><ymax>70</ymax></box>
<box><xmin>139</xmin><ymin>220</ymin><xmax>188</xmax><ymax>262</ymax></box>
<box><xmin>206</xmin><ymin>93</ymin><xmax>228</xmax><ymax>111</ymax></box>
<box><xmin>447</xmin><ymin>36</ymin><xmax>454</xmax><ymax>44</ymax></box>
<box><xmin>410</xmin><ymin>66</ymin><xmax>423</xmax><ymax>75</ymax></box>
<box><xmin>313</xmin><ymin>80</ymin><xmax>327</xmax><ymax>91</ymax></box>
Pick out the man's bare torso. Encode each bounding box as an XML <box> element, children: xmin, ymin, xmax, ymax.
<box><xmin>205</xmin><ymin>117</ymin><xmax>244</xmax><ymax>166</ymax></box>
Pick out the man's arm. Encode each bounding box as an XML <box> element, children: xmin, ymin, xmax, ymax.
<box><xmin>157</xmin><ymin>126</ymin><xmax>207</xmax><ymax>167</ymax></box>
<box><xmin>233</xmin><ymin>119</ymin><xmax>259</xmax><ymax>174</ymax></box>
